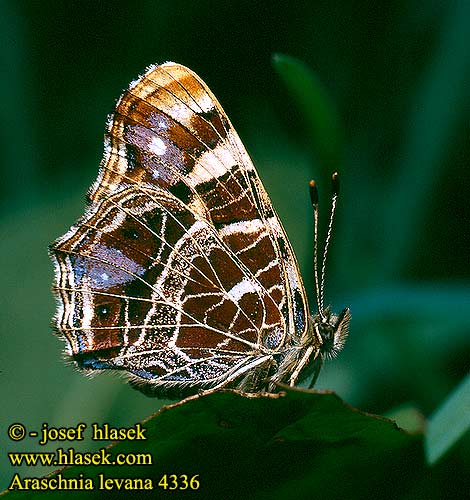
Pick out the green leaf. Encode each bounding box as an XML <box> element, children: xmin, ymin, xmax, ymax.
<box><xmin>425</xmin><ymin>374</ymin><xmax>470</xmax><ymax>465</ymax></box>
<box><xmin>272</xmin><ymin>53</ymin><xmax>342</xmax><ymax>172</ymax></box>
<box><xmin>3</xmin><ymin>389</ymin><xmax>423</xmax><ymax>499</ymax></box>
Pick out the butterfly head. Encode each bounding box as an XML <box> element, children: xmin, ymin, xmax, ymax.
<box><xmin>313</xmin><ymin>307</ymin><xmax>351</xmax><ymax>359</ymax></box>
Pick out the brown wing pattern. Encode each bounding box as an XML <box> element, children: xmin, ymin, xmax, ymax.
<box><xmin>51</xmin><ymin>62</ymin><xmax>310</xmax><ymax>395</ymax></box>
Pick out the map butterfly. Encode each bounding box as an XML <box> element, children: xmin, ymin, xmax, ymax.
<box><xmin>50</xmin><ymin>62</ymin><xmax>351</xmax><ymax>398</ymax></box>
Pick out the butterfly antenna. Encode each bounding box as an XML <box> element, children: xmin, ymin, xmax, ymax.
<box><xmin>319</xmin><ymin>172</ymin><xmax>340</xmax><ymax>310</ymax></box>
<box><xmin>309</xmin><ymin>179</ymin><xmax>326</xmax><ymax>321</ymax></box>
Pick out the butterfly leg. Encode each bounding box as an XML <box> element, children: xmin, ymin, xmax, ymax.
<box><xmin>202</xmin><ymin>356</ymin><xmax>274</xmax><ymax>393</ymax></box>
<box><xmin>235</xmin><ymin>358</ymin><xmax>277</xmax><ymax>393</ymax></box>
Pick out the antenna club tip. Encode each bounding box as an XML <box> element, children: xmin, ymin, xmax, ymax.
<box><xmin>309</xmin><ymin>179</ymin><xmax>319</xmax><ymax>205</ymax></box>
<box><xmin>331</xmin><ymin>171</ymin><xmax>340</xmax><ymax>195</ymax></box>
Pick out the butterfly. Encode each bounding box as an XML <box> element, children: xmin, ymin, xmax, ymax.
<box><xmin>50</xmin><ymin>62</ymin><xmax>350</xmax><ymax>398</ymax></box>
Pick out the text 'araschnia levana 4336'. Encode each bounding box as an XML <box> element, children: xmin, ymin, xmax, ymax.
<box><xmin>50</xmin><ymin>62</ymin><xmax>351</xmax><ymax>398</ymax></box>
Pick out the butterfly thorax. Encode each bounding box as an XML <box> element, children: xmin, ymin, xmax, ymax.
<box><xmin>311</xmin><ymin>307</ymin><xmax>351</xmax><ymax>360</ymax></box>
<box><xmin>263</xmin><ymin>307</ymin><xmax>350</xmax><ymax>391</ymax></box>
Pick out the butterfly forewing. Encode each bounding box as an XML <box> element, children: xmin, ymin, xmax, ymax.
<box><xmin>51</xmin><ymin>62</ymin><xmax>310</xmax><ymax>396</ymax></box>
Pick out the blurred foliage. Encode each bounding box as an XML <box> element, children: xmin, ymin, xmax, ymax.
<box><xmin>425</xmin><ymin>374</ymin><xmax>470</xmax><ymax>466</ymax></box>
<box><xmin>1</xmin><ymin>0</ymin><xmax>468</xmax><ymax>497</ymax></box>
<box><xmin>272</xmin><ymin>53</ymin><xmax>343</xmax><ymax>171</ymax></box>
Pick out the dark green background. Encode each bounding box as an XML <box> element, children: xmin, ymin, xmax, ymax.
<box><xmin>1</xmin><ymin>0</ymin><xmax>468</xmax><ymax>495</ymax></box>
